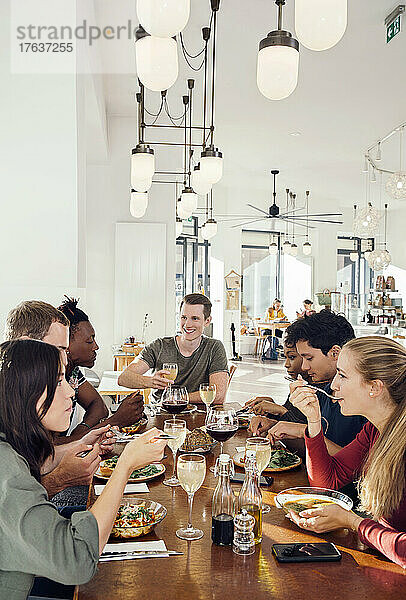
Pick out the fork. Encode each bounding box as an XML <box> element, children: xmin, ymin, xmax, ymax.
<box><xmin>284</xmin><ymin>376</ymin><xmax>342</xmax><ymax>400</ymax></box>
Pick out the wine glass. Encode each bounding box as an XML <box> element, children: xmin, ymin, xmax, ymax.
<box><xmin>199</xmin><ymin>383</ymin><xmax>216</xmax><ymax>415</ymax></box>
<box><xmin>161</xmin><ymin>387</ymin><xmax>189</xmax><ymax>422</ymax></box>
<box><xmin>246</xmin><ymin>437</ymin><xmax>272</xmax><ymax>514</ymax></box>
<box><xmin>205</xmin><ymin>407</ymin><xmax>238</xmax><ymax>473</ymax></box>
<box><xmin>163</xmin><ymin>419</ymin><xmax>187</xmax><ymax>487</ymax></box>
<box><xmin>163</xmin><ymin>363</ymin><xmax>178</xmax><ymax>389</ymax></box>
<box><xmin>176</xmin><ymin>454</ymin><xmax>206</xmax><ymax>540</ymax></box>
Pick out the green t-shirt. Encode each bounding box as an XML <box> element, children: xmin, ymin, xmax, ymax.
<box><xmin>140</xmin><ymin>336</ymin><xmax>229</xmax><ymax>399</ymax></box>
<box><xmin>0</xmin><ymin>434</ymin><xmax>99</xmax><ymax>599</ymax></box>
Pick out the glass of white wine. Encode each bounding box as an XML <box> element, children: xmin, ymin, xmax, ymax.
<box><xmin>163</xmin><ymin>363</ymin><xmax>178</xmax><ymax>389</ymax></box>
<box><xmin>176</xmin><ymin>454</ymin><xmax>206</xmax><ymax>540</ymax></box>
<box><xmin>246</xmin><ymin>437</ymin><xmax>272</xmax><ymax>514</ymax></box>
<box><xmin>199</xmin><ymin>383</ymin><xmax>216</xmax><ymax>415</ymax></box>
<box><xmin>163</xmin><ymin>419</ymin><xmax>187</xmax><ymax>487</ymax></box>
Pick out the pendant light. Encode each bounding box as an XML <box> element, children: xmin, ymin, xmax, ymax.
<box><xmin>181</xmin><ymin>187</ymin><xmax>198</xmax><ymax>212</ymax></box>
<box><xmin>269</xmin><ymin>234</ymin><xmax>278</xmax><ymax>255</ymax></box>
<box><xmin>135</xmin><ymin>27</ymin><xmax>179</xmax><ymax>92</ymax></box>
<box><xmin>130</xmin><ymin>190</ymin><xmax>148</xmax><ymax>218</ymax></box>
<box><xmin>295</xmin><ymin>0</ymin><xmax>347</xmax><ymax>52</ymax></box>
<box><xmin>289</xmin><ymin>192</ymin><xmax>298</xmax><ymax>256</ymax></box>
<box><xmin>302</xmin><ymin>190</ymin><xmax>312</xmax><ymax>256</ymax></box>
<box><xmin>201</xmin><ymin>191</ymin><xmax>217</xmax><ymax>240</ymax></box>
<box><xmin>177</xmin><ymin>198</ymin><xmax>191</xmax><ymax>219</ymax></box>
<box><xmin>199</xmin><ymin>7</ymin><xmax>224</xmax><ymax>184</ymax></box>
<box><xmin>191</xmin><ymin>165</ymin><xmax>212</xmax><ymax>196</ymax></box>
<box><xmin>283</xmin><ymin>238</ymin><xmax>291</xmax><ymax>254</ymax></box>
<box><xmin>257</xmin><ymin>0</ymin><xmax>299</xmax><ymax>101</ymax></box>
<box><xmin>136</xmin><ymin>0</ymin><xmax>190</xmax><ymax>38</ymax></box>
<box><xmin>131</xmin><ymin>143</ymin><xmax>155</xmax><ymax>184</ymax></box>
<box><xmin>386</xmin><ymin>127</ymin><xmax>406</xmax><ymax>200</ymax></box>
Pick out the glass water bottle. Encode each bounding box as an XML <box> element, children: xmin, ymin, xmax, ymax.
<box><xmin>211</xmin><ymin>453</ymin><xmax>235</xmax><ymax>546</ymax></box>
<box><xmin>237</xmin><ymin>451</ymin><xmax>262</xmax><ymax>544</ymax></box>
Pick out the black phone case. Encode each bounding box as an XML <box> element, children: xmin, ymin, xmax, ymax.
<box><xmin>272</xmin><ymin>543</ymin><xmax>342</xmax><ymax>563</ymax></box>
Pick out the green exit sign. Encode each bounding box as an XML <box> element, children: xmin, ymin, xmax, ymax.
<box><xmin>387</xmin><ymin>14</ymin><xmax>401</xmax><ymax>42</ymax></box>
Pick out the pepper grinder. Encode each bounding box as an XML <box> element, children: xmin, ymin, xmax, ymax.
<box><xmin>232</xmin><ymin>509</ymin><xmax>255</xmax><ymax>555</ymax></box>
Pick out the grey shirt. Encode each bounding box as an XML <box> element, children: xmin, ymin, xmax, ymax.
<box><xmin>140</xmin><ymin>336</ymin><xmax>229</xmax><ymax>399</ymax></box>
<box><xmin>0</xmin><ymin>434</ymin><xmax>99</xmax><ymax>600</ymax></box>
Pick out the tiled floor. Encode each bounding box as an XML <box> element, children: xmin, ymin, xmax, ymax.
<box><xmin>227</xmin><ymin>356</ymin><xmax>289</xmax><ymax>407</ymax></box>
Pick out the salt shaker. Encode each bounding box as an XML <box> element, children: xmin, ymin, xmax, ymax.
<box><xmin>232</xmin><ymin>509</ymin><xmax>255</xmax><ymax>555</ymax></box>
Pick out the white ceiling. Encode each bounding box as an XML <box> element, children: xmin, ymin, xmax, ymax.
<box><xmin>97</xmin><ymin>0</ymin><xmax>406</xmax><ymax>219</ymax></box>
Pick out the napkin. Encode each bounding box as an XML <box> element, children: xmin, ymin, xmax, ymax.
<box><xmin>94</xmin><ymin>482</ymin><xmax>149</xmax><ymax>495</ymax></box>
<box><xmin>100</xmin><ymin>540</ymin><xmax>168</xmax><ymax>562</ymax></box>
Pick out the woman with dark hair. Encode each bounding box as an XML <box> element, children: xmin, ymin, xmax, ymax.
<box><xmin>0</xmin><ymin>339</ymin><xmax>166</xmax><ymax>599</ymax></box>
<box><xmin>57</xmin><ymin>297</ymin><xmax>144</xmax><ymax>442</ymax></box>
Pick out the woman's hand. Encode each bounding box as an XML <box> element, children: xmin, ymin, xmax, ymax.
<box><xmin>267</xmin><ymin>421</ymin><xmax>306</xmax><ymax>445</ymax></box>
<box><xmin>287</xmin><ymin>504</ymin><xmax>363</xmax><ymax>533</ymax></box>
<box><xmin>119</xmin><ymin>427</ymin><xmax>167</xmax><ymax>473</ymax></box>
<box><xmin>289</xmin><ymin>376</ymin><xmax>321</xmax><ymax>425</ymax></box>
<box><xmin>249</xmin><ymin>415</ymin><xmax>276</xmax><ymax>436</ymax></box>
<box><xmin>80</xmin><ymin>423</ymin><xmax>117</xmax><ymax>456</ymax></box>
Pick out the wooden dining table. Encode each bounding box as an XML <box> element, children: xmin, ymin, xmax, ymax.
<box><xmin>75</xmin><ymin>409</ymin><xmax>406</xmax><ymax>600</ymax></box>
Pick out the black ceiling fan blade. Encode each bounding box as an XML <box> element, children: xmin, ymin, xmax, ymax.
<box><xmin>303</xmin><ymin>218</ymin><xmax>343</xmax><ymax>224</ymax></box>
<box><xmin>247</xmin><ymin>204</ymin><xmax>269</xmax><ymax>216</ymax></box>
<box><xmin>283</xmin><ymin>213</ymin><xmax>343</xmax><ymax>219</ymax></box>
<box><xmin>231</xmin><ymin>218</ymin><xmax>266</xmax><ymax>229</ymax></box>
<box><xmin>279</xmin><ymin>218</ymin><xmax>315</xmax><ymax>229</ymax></box>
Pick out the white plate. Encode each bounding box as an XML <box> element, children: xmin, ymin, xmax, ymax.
<box><xmin>95</xmin><ymin>463</ymin><xmax>166</xmax><ymax>482</ymax></box>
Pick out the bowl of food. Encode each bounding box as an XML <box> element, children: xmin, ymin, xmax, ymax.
<box><xmin>275</xmin><ymin>487</ymin><xmax>353</xmax><ymax>513</ymax></box>
<box><xmin>111</xmin><ymin>498</ymin><xmax>167</xmax><ymax>538</ymax></box>
<box><xmin>181</xmin><ymin>427</ymin><xmax>217</xmax><ymax>453</ymax></box>
<box><xmin>116</xmin><ymin>417</ymin><xmax>148</xmax><ymax>439</ymax></box>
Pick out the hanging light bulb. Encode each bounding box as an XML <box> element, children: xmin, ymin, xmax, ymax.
<box><xmin>180</xmin><ymin>187</ymin><xmax>198</xmax><ymax>213</ymax></box>
<box><xmin>199</xmin><ymin>146</ymin><xmax>223</xmax><ymax>184</ymax></box>
<box><xmin>177</xmin><ymin>199</ymin><xmax>191</xmax><ymax>220</ymax></box>
<box><xmin>131</xmin><ymin>143</ymin><xmax>155</xmax><ymax>183</ymax></box>
<box><xmin>295</xmin><ymin>0</ymin><xmax>347</xmax><ymax>51</ymax></box>
<box><xmin>176</xmin><ymin>216</ymin><xmax>183</xmax><ymax>238</ymax></box>
<box><xmin>349</xmin><ymin>250</ymin><xmax>358</xmax><ymax>262</ymax></box>
<box><xmin>131</xmin><ymin>177</ymin><xmax>152</xmax><ymax>193</ymax></box>
<box><xmin>130</xmin><ymin>190</ymin><xmax>148</xmax><ymax>218</ymax></box>
<box><xmin>136</xmin><ymin>0</ymin><xmax>190</xmax><ymax>38</ymax></box>
<box><xmin>290</xmin><ymin>242</ymin><xmax>298</xmax><ymax>257</ymax></box>
<box><xmin>201</xmin><ymin>218</ymin><xmax>217</xmax><ymax>240</ymax></box>
<box><xmin>257</xmin><ymin>1</ymin><xmax>299</xmax><ymax>101</ymax></box>
<box><xmin>200</xmin><ymin>222</ymin><xmax>207</xmax><ymax>239</ymax></box>
<box><xmin>362</xmin><ymin>156</ymin><xmax>368</xmax><ymax>173</ymax></box>
<box><xmin>302</xmin><ymin>241</ymin><xmax>312</xmax><ymax>255</ymax></box>
<box><xmin>269</xmin><ymin>235</ymin><xmax>278</xmax><ymax>255</ymax></box>
<box><xmin>135</xmin><ymin>31</ymin><xmax>178</xmax><ymax>92</ymax></box>
<box><xmin>283</xmin><ymin>239</ymin><xmax>292</xmax><ymax>254</ymax></box>
<box><xmin>191</xmin><ymin>165</ymin><xmax>212</xmax><ymax>196</ymax></box>
<box><xmin>376</xmin><ymin>142</ymin><xmax>382</xmax><ymax>162</ymax></box>
<box><xmin>371</xmin><ymin>168</ymin><xmax>377</xmax><ymax>183</ymax></box>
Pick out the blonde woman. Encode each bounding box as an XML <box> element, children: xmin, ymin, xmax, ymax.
<box><xmin>284</xmin><ymin>336</ymin><xmax>406</xmax><ymax>568</ymax></box>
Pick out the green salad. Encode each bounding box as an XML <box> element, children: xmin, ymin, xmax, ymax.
<box><xmin>130</xmin><ymin>464</ymin><xmax>161</xmax><ymax>479</ymax></box>
<box><xmin>267</xmin><ymin>448</ymin><xmax>300</xmax><ymax>469</ymax></box>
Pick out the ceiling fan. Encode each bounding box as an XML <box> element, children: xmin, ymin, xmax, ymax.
<box><xmin>214</xmin><ymin>170</ymin><xmax>343</xmax><ymax>229</ymax></box>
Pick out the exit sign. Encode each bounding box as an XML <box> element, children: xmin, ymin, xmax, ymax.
<box><xmin>387</xmin><ymin>14</ymin><xmax>401</xmax><ymax>42</ymax></box>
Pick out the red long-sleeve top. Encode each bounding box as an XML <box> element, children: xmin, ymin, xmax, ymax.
<box><xmin>305</xmin><ymin>421</ymin><xmax>406</xmax><ymax>568</ymax></box>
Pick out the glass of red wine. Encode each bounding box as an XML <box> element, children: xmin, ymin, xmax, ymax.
<box><xmin>205</xmin><ymin>407</ymin><xmax>238</xmax><ymax>473</ymax></box>
<box><xmin>161</xmin><ymin>387</ymin><xmax>189</xmax><ymax>422</ymax></box>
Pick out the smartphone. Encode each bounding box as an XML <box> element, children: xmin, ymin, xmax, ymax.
<box><xmin>272</xmin><ymin>543</ymin><xmax>342</xmax><ymax>563</ymax></box>
<box><xmin>230</xmin><ymin>473</ymin><xmax>273</xmax><ymax>486</ymax></box>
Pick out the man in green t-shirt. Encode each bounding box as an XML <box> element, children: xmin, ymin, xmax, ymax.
<box><xmin>118</xmin><ymin>294</ymin><xmax>229</xmax><ymax>404</ymax></box>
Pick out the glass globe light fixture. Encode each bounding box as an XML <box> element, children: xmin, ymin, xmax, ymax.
<box><xmin>349</xmin><ymin>251</ymin><xmax>358</xmax><ymax>262</ymax></box>
<box><xmin>283</xmin><ymin>240</ymin><xmax>292</xmax><ymax>254</ymax></box>
<box><xmin>353</xmin><ymin>203</ymin><xmax>380</xmax><ymax>237</ymax></box>
<box><xmin>136</xmin><ymin>0</ymin><xmax>190</xmax><ymax>38</ymax></box>
<box><xmin>131</xmin><ymin>177</ymin><xmax>152</xmax><ymax>193</ymax></box>
<box><xmin>131</xmin><ymin>144</ymin><xmax>155</xmax><ymax>182</ymax></box>
<box><xmin>290</xmin><ymin>242</ymin><xmax>298</xmax><ymax>257</ymax></box>
<box><xmin>201</xmin><ymin>219</ymin><xmax>217</xmax><ymax>240</ymax></box>
<box><xmin>386</xmin><ymin>172</ymin><xmax>406</xmax><ymax>200</ymax></box>
<box><xmin>135</xmin><ymin>34</ymin><xmax>178</xmax><ymax>91</ymax></box>
<box><xmin>302</xmin><ymin>241</ymin><xmax>312</xmax><ymax>255</ymax></box>
<box><xmin>295</xmin><ymin>0</ymin><xmax>347</xmax><ymax>51</ymax></box>
<box><xmin>191</xmin><ymin>165</ymin><xmax>212</xmax><ymax>196</ymax></box>
<box><xmin>176</xmin><ymin>217</ymin><xmax>183</xmax><ymax>238</ymax></box>
<box><xmin>269</xmin><ymin>241</ymin><xmax>278</xmax><ymax>255</ymax></box>
<box><xmin>177</xmin><ymin>199</ymin><xmax>191</xmax><ymax>220</ymax></box>
<box><xmin>180</xmin><ymin>187</ymin><xmax>198</xmax><ymax>213</ymax></box>
<box><xmin>130</xmin><ymin>190</ymin><xmax>148</xmax><ymax>218</ymax></box>
<box><xmin>199</xmin><ymin>146</ymin><xmax>223</xmax><ymax>185</ymax></box>
<box><xmin>257</xmin><ymin>31</ymin><xmax>299</xmax><ymax>100</ymax></box>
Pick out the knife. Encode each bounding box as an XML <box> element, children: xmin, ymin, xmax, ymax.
<box><xmin>102</xmin><ymin>550</ymin><xmax>183</xmax><ymax>557</ymax></box>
